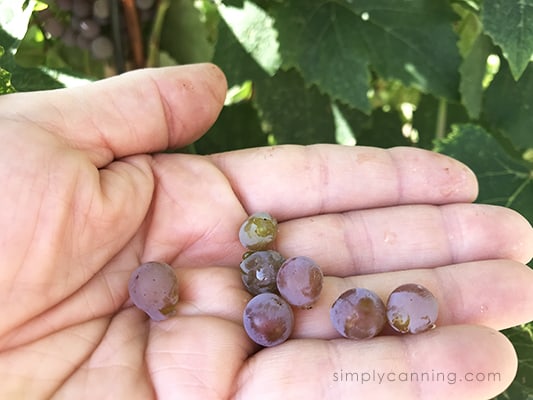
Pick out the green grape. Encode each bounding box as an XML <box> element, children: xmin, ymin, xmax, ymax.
<box><xmin>238</xmin><ymin>212</ymin><xmax>278</xmax><ymax>250</ymax></box>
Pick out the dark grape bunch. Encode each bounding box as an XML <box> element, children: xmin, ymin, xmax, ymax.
<box><xmin>238</xmin><ymin>212</ymin><xmax>324</xmax><ymax>347</ymax></box>
<box><xmin>34</xmin><ymin>0</ymin><xmax>156</xmax><ymax>65</ymax></box>
<box><xmin>128</xmin><ymin>261</ymin><xmax>179</xmax><ymax>321</ymax></box>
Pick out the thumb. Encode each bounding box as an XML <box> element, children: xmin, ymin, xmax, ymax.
<box><xmin>0</xmin><ymin>63</ymin><xmax>227</xmax><ymax>167</ymax></box>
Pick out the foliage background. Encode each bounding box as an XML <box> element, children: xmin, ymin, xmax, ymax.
<box><xmin>1</xmin><ymin>0</ymin><xmax>532</xmax><ymax>398</ymax></box>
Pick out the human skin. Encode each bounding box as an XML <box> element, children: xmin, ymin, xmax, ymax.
<box><xmin>0</xmin><ymin>63</ymin><xmax>532</xmax><ymax>399</ymax></box>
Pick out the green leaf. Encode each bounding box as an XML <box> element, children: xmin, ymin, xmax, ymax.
<box><xmin>272</xmin><ymin>0</ymin><xmax>461</xmax><ymax>112</ymax></box>
<box><xmin>0</xmin><ymin>65</ymin><xmax>15</xmax><ymax>94</ymax></box>
<box><xmin>0</xmin><ymin>31</ymin><xmax>63</xmax><ymax>91</ymax></box>
<box><xmin>496</xmin><ymin>323</ymin><xmax>533</xmax><ymax>400</ymax></box>
<box><xmin>413</xmin><ymin>94</ymin><xmax>469</xmax><ymax>149</ymax></box>
<box><xmin>435</xmin><ymin>124</ymin><xmax>533</xmax><ymax>222</ymax></box>
<box><xmin>196</xmin><ymin>100</ymin><xmax>267</xmax><ymax>154</ymax></box>
<box><xmin>481</xmin><ymin>0</ymin><xmax>533</xmax><ymax>81</ymax></box>
<box><xmin>0</xmin><ymin>0</ymin><xmax>35</xmax><ymax>47</ymax></box>
<box><xmin>212</xmin><ymin>14</ymin><xmax>268</xmax><ymax>87</ymax></box>
<box><xmin>459</xmin><ymin>33</ymin><xmax>493</xmax><ymax>119</ymax></box>
<box><xmin>159</xmin><ymin>0</ymin><xmax>214</xmax><ymax>64</ymax></box>
<box><xmin>356</xmin><ymin>108</ymin><xmax>411</xmax><ymax>148</ymax></box>
<box><xmin>254</xmin><ymin>68</ymin><xmax>336</xmax><ymax>144</ymax></box>
<box><xmin>483</xmin><ymin>61</ymin><xmax>533</xmax><ymax>151</ymax></box>
<box><xmin>217</xmin><ymin>1</ymin><xmax>281</xmax><ymax>76</ymax></box>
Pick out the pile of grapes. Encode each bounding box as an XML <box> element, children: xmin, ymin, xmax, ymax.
<box><xmin>127</xmin><ymin>212</ymin><xmax>438</xmax><ymax>347</ymax></box>
<box><xmin>34</xmin><ymin>0</ymin><xmax>156</xmax><ymax>64</ymax></box>
<box><xmin>238</xmin><ymin>212</ymin><xmax>439</xmax><ymax>346</ymax></box>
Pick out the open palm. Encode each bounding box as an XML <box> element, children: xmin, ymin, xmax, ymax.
<box><xmin>0</xmin><ymin>64</ymin><xmax>532</xmax><ymax>400</ymax></box>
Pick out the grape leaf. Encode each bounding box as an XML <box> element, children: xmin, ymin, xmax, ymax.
<box><xmin>0</xmin><ymin>65</ymin><xmax>15</xmax><ymax>94</ymax></box>
<box><xmin>483</xmin><ymin>61</ymin><xmax>533</xmax><ymax>151</ymax></box>
<box><xmin>356</xmin><ymin>108</ymin><xmax>410</xmax><ymax>148</ymax></box>
<box><xmin>495</xmin><ymin>323</ymin><xmax>533</xmax><ymax>400</ymax></box>
<box><xmin>272</xmin><ymin>0</ymin><xmax>461</xmax><ymax>113</ymax></box>
<box><xmin>435</xmin><ymin>124</ymin><xmax>533</xmax><ymax>222</ymax></box>
<box><xmin>159</xmin><ymin>0</ymin><xmax>214</xmax><ymax>64</ymax></box>
<box><xmin>254</xmin><ymin>68</ymin><xmax>335</xmax><ymax>144</ymax></box>
<box><xmin>481</xmin><ymin>0</ymin><xmax>533</xmax><ymax>81</ymax></box>
<box><xmin>217</xmin><ymin>1</ymin><xmax>281</xmax><ymax>76</ymax></box>
<box><xmin>212</xmin><ymin>14</ymin><xmax>268</xmax><ymax>87</ymax></box>
<box><xmin>0</xmin><ymin>2</ymin><xmax>63</xmax><ymax>92</ymax></box>
<box><xmin>195</xmin><ymin>100</ymin><xmax>267</xmax><ymax>154</ymax></box>
<box><xmin>459</xmin><ymin>33</ymin><xmax>493</xmax><ymax>119</ymax></box>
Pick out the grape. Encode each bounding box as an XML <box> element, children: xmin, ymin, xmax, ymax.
<box><xmin>128</xmin><ymin>261</ymin><xmax>179</xmax><ymax>321</ymax></box>
<box><xmin>135</xmin><ymin>0</ymin><xmax>155</xmax><ymax>10</ymax></box>
<box><xmin>61</xmin><ymin>27</ymin><xmax>77</xmax><ymax>46</ymax></box>
<box><xmin>72</xmin><ymin>0</ymin><xmax>92</xmax><ymax>18</ymax></box>
<box><xmin>276</xmin><ymin>256</ymin><xmax>323</xmax><ymax>308</ymax></box>
<box><xmin>330</xmin><ymin>288</ymin><xmax>386</xmax><ymax>339</ymax></box>
<box><xmin>57</xmin><ymin>0</ymin><xmax>73</xmax><ymax>11</ymax></box>
<box><xmin>386</xmin><ymin>283</ymin><xmax>438</xmax><ymax>334</ymax></box>
<box><xmin>42</xmin><ymin>17</ymin><xmax>65</xmax><ymax>38</ymax></box>
<box><xmin>76</xmin><ymin>34</ymin><xmax>91</xmax><ymax>50</ymax></box>
<box><xmin>93</xmin><ymin>0</ymin><xmax>110</xmax><ymax>20</ymax></box>
<box><xmin>240</xmin><ymin>250</ymin><xmax>285</xmax><ymax>295</ymax></box>
<box><xmin>79</xmin><ymin>19</ymin><xmax>101</xmax><ymax>39</ymax></box>
<box><xmin>243</xmin><ymin>293</ymin><xmax>294</xmax><ymax>347</ymax></box>
<box><xmin>91</xmin><ymin>36</ymin><xmax>114</xmax><ymax>59</ymax></box>
<box><xmin>238</xmin><ymin>212</ymin><xmax>278</xmax><ymax>250</ymax></box>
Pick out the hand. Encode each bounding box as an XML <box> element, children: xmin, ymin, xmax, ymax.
<box><xmin>0</xmin><ymin>64</ymin><xmax>531</xmax><ymax>400</ymax></box>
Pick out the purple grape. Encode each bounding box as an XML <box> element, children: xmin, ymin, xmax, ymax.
<box><xmin>128</xmin><ymin>262</ymin><xmax>179</xmax><ymax>321</ymax></box>
<box><xmin>276</xmin><ymin>256</ymin><xmax>323</xmax><ymax>308</ymax></box>
<box><xmin>93</xmin><ymin>0</ymin><xmax>110</xmax><ymax>20</ymax></box>
<box><xmin>72</xmin><ymin>0</ymin><xmax>92</xmax><ymax>18</ymax></box>
<box><xmin>238</xmin><ymin>212</ymin><xmax>278</xmax><ymax>250</ymax></box>
<box><xmin>386</xmin><ymin>284</ymin><xmax>438</xmax><ymax>334</ymax></box>
<box><xmin>42</xmin><ymin>17</ymin><xmax>65</xmax><ymax>38</ymax></box>
<box><xmin>330</xmin><ymin>288</ymin><xmax>386</xmax><ymax>339</ymax></box>
<box><xmin>76</xmin><ymin>33</ymin><xmax>91</xmax><ymax>50</ymax></box>
<box><xmin>243</xmin><ymin>293</ymin><xmax>294</xmax><ymax>347</ymax></box>
<box><xmin>57</xmin><ymin>0</ymin><xmax>73</xmax><ymax>11</ymax></box>
<box><xmin>90</xmin><ymin>36</ymin><xmax>113</xmax><ymax>59</ymax></box>
<box><xmin>240</xmin><ymin>250</ymin><xmax>285</xmax><ymax>295</ymax></box>
<box><xmin>79</xmin><ymin>19</ymin><xmax>101</xmax><ymax>39</ymax></box>
<box><xmin>61</xmin><ymin>27</ymin><xmax>77</xmax><ymax>47</ymax></box>
<box><xmin>135</xmin><ymin>0</ymin><xmax>155</xmax><ymax>10</ymax></box>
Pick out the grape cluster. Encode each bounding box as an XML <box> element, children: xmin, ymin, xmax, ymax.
<box><xmin>34</xmin><ymin>0</ymin><xmax>156</xmax><ymax>62</ymax></box>
<box><xmin>239</xmin><ymin>212</ymin><xmax>324</xmax><ymax>347</ymax></box>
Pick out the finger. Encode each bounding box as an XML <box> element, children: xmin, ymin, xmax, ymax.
<box><xmin>275</xmin><ymin>203</ymin><xmax>533</xmax><ymax>275</ymax></box>
<box><xmin>236</xmin><ymin>325</ymin><xmax>517</xmax><ymax>400</ymax></box>
<box><xmin>292</xmin><ymin>260</ymin><xmax>533</xmax><ymax>339</ymax></box>
<box><xmin>209</xmin><ymin>145</ymin><xmax>478</xmax><ymax>219</ymax></box>
<box><xmin>146</xmin><ymin>316</ymin><xmax>254</xmax><ymax>400</ymax></box>
<box><xmin>0</xmin><ymin>64</ymin><xmax>227</xmax><ymax>167</ymax></box>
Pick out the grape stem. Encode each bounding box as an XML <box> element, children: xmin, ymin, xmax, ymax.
<box><xmin>435</xmin><ymin>98</ymin><xmax>447</xmax><ymax>140</ymax></box>
<box><xmin>122</xmin><ymin>0</ymin><xmax>145</xmax><ymax>68</ymax></box>
<box><xmin>110</xmin><ymin>0</ymin><xmax>126</xmax><ymax>73</ymax></box>
<box><xmin>146</xmin><ymin>0</ymin><xmax>171</xmax><ymax>68</ymax></box>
